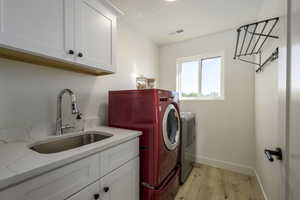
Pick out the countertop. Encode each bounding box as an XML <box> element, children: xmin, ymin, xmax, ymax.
<box><xmin>0</xmin><ymin>126</ymin><xmax>141</xmax><ymax>191</ymax></box>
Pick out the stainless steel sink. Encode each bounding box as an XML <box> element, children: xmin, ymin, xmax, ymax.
<box><xmin>30</xmin><ymin>131</ymin><xmax>112</xmax><ymax>154</ymax></box>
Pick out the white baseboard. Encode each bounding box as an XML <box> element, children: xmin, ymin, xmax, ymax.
<box><xmin>254</xmin><ymin>170</ymin><xmax>269</xmax><ymax>200</ymax></box>
<box><xmin>194</xmin><ymin>155</ymin><xmax>255</xmax><ymax>176</ymax></box>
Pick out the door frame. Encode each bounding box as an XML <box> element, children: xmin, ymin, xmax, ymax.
<box><xmin>269</xmin><ymin>0</ymin><xmax>292</xmax><ymax>199</ymax></box>
<box><xmin>284</xmin><ymin>0</ymin><xmax>295</xmax><ymax>199</ymax></box>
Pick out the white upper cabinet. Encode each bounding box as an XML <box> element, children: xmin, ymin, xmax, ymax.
<box><xmin>0</xmin><ymin>0</ymin><xmax>74</xmax><ymax>62</ymax></box>
<box><xmin>0</xmin><ymin>0</ymin><xmax>120</xmax><ymax>74</ymax></box>
<box><xmin>75</xmin><ymin>0</ymin><xmax>116</xmax><ymax>72</ymax></box>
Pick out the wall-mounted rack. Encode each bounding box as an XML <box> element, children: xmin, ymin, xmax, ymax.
<box><xmin>233</xmin><ymin>17</ymin><xmax>280</xmax><ymax>73</ymax></box>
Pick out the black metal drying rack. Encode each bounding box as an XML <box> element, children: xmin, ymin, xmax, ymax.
<box><xmin>233</xmin><ymin>17</ymin><xmax>280</xmax><ymax>73</ymax></box>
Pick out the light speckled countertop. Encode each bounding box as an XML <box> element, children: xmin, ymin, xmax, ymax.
<box><xmin>0</xmin><ymin>126</ymin><xmax>141</xmax><ymax>191</ymax></box>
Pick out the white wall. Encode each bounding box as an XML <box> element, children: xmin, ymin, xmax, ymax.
<box><xmin>159</xmin><ymin>30</ymin><xmax>256</xmax><ymax>174</ymax></box>
<box><xmin>0</xmin><ymin>21</ymin><xmax>159</xmax><ymax>137</ymax></box>
<box><xmin>254</xmin><ymin>36</ymin><xmax>283</xmax><ymax>200</ymax></box>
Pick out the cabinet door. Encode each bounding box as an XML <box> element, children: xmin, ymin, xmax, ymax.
<box><xmin>67</xmin><ymin>181</ymin><xmax>100</xmax><ymax>200</ymax></box>
<box><xmin>100</xmin><ymin>157</ymin><xmax>139</xmax><ymax>200</ymax></box>
<box><xmin>0</xmin><ymin>0</ymin><xmax>74</xmax><ymax>61</ymax></box>
<box><xmin>74</xmin><ymin>0</ymin><xmax>116</xmax><ymax>72</ymax></box>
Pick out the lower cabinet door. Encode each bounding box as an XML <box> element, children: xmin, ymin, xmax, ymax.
<box><xmin>67</xmin><ymin>182</ymin><xmax>100</xmax><ymax>200</ymax></box>
<box><xmin>100</xmin><ymin>157</ymin><xmax>139</xmax><ymax>200</ymax></box>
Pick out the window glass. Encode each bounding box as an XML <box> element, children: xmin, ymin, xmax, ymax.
<box><xmin>201</xmin><ymin>57</ymin><xmax>221</xmax><ymax>97</ymax></box>
<box><xmin>181</xmin><ymin>61</ymin><xmax>199</xmax><ymax>98</ymax></box>
<box><xmin>177</xmin><ymin>54</ymin><xmax>223</xmax><ymax>100</ymax></box>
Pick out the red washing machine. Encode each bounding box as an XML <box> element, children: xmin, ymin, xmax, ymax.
<box><xmin>109</xmin><ymin>89</ymin><xmax>181</xmax><ymax>200</ymax></box>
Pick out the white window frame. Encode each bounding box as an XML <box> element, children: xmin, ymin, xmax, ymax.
<box><xmin>176</xmin><ymin>52</ymin><xmax>225</xmax><ymax>101</ymax></box>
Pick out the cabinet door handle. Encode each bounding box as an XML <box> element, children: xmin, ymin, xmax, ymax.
<box><xmin>68</xmin><ymin>50</ymin><xmax>74</xmax><ymax>55</ymax></box>
<box><xmin>94</xmin><ymin>194</ymin><xmax>100</xmax><ymax>199</ymax></box>
<box><xmin>78</xmin><ymin>52</ymin><xmax>83</xmax><ymax>57</ymax></box>
<box><xmin>103</xmin><ymin>187</ymin><xmax>110</xmax><ymax>193</ymax></box>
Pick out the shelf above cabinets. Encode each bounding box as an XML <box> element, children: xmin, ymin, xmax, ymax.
<box><xmin>0</xmin><ymin>0</ymin><xmax>122</xmax><ymax>75</ymax></box>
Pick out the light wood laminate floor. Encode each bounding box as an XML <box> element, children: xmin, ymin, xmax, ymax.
<box><xmin>175</xmin><ymin>165</ymin><xmax>264</xmax><ymax>200</ymax></box>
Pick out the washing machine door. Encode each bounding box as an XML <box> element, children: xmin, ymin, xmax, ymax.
<box><xmin>162</xmin><ymin>104</ymin><xmax>180</xmax><ymax>150</ymax></box>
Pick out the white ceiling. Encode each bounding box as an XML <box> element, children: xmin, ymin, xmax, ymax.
<box><xmin>111</xmin><ymin>0</ymin><xmax>265</xmax><ymax>46</ymax></box>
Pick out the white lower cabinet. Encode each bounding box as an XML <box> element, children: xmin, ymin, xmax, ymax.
<box><xmin>100</xmin><ymin>137</ymin><xmax>139</xmax><ymax>177</ymax></box>
<box><xmin>100</xmin><ymin>157</ymin><xmax>139</xmax><ymax>200</ymax></box>
<box><xmin>0</xmin><ymin>138</ymin><xmax>139</xmax><ymax>200</ymax></box>
<box><xmin>68</xmin><ymin>157</ymin><xmax>139</xmax><ymax>200</ymax></box>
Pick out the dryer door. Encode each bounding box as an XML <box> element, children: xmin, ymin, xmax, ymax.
<box><xmin>162</xmin><ymin>104</ymin><xmax>180</xmax><ymax>150</ymax></box>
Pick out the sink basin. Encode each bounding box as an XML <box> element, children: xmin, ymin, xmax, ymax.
<box><xmin>30</xmin><ymin>131</ymin><xmax>112</xmax><ymax>154</ymax></box>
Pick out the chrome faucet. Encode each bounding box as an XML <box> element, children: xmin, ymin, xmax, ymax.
<box><xmin>56</xmin><ymin>89</ymin><xmax>82</xmax><ymax>135</ymax></box>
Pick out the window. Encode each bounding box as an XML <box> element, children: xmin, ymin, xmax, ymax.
<box><xmin>177</xmin><ymin>54</ymin><xmax>224</xmax><ymax>100</ymax></box>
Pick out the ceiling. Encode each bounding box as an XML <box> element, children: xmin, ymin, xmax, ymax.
<box><xmin>111</xmin><ymin>0</ymin><xmax>266</xmax><ymax>46</ymax></box>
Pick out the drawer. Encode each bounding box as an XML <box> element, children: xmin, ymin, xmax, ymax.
<box><xmin>100</xmin><ymin>138</ymin><xmax>139</xmax><ymax>177</ymax></box>
<box><xmin>0</xmin><ymin>154</ymin><xmax>99</xmax><ymax>200</ymax></box>
<box><xmin>67</xmin><ymin>181</ymin><xmax>100</xmax><ymax>200</ymax></box>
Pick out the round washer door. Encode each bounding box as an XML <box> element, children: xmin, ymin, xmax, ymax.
<box><xmin>162</xmin><ymin>104</ymin><xmax>180</xmax><ymax>150</ymax></box>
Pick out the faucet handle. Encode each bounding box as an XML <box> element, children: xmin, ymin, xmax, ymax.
<box><xmin>76</xmin><ymin>113</ymin><xmax>83</xmax><ymax>120</ymax></box>
<box><xmin>71</xmin><ymin>103</ymin><xmax>79</xmax><ymax>114</ymax></box>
